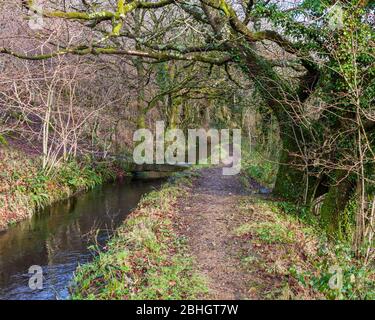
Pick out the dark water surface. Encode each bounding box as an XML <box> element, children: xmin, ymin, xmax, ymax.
<box><xmin>0</xmin><ymin>179</ymin><xmax>162</xmax><ymax>300</ymax></box>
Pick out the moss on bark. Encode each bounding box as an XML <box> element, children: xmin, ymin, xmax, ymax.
<box><xmin>320</xmin><ymin>171</ymin><xmax>354</xmax><ymax>237</ymax></box>
<box><xmin>273</xmin><ymin>133</ymin><xmax>305</xmax><ymax>201</ymax></box>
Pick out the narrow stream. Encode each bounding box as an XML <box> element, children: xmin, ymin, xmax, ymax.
<box><xmin>0</xmin><ymin>179</ymin><xmax>163</xmax><ymax>300</ymax></box>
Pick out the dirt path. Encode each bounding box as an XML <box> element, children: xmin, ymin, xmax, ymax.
<box><xmin>176</xmin><ymin>168</ymin><xmax>256</xmax><ymax>300</ymax></box>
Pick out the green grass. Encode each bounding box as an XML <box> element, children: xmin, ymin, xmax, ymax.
<box><xmin>268</xmin><ymin>201</ymin><xmax>374</xmax><ymax>299</ymax></box>
<box><xmin>235</xmin><ymin>221</ymin><xmax>296</xmax><ymax>244</ymax></box>
<box><xmin>240</xmin><ymin>143</ymin><xmax>279</xmax><ymax>188</ymax></box>
<box><xmin>234</xmin><ymin>198</ymin><xmax>375</xmax><ymax>300</ymax></box>
<box><xmin>71</xmin><ymin>176</ymin><xmax>208</xmax><ymax>300</ymax></box>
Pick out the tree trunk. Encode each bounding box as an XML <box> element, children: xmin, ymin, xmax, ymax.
<box><xmin>320</xmin><ymin>170</ymin><xmax>354</xmax><ymax>237</ymax></box>
<box><xmin>242</xmin><ymin>51</ymin><xmax>319</xmax><ymax>201</ymax></box>
<box><xmin>273</xmin><ymin>125</ymin><xmax>306</xmax><ymax>200</ymax></box>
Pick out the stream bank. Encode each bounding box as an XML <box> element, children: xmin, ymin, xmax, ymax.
<box><xmin>0</xmin><ymin>146</ymin><xmax>131</xmax><ymax>231</ymax></box>
<box><xmin>71</xmin><ymin>172</ymin><xmax>208</xmax><ymax>300</ymax></box>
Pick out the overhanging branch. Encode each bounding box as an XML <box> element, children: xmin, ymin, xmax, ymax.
<box><xmin>0</xmin><ymin>45</ymin><xmax>231</xmax><ymax>65</ymax></box>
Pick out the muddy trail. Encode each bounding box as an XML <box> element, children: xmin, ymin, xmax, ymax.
<box><xmin>176</xmin><ymin>168</ymin><xmax>260</xmax><ymax>300</ymax></box>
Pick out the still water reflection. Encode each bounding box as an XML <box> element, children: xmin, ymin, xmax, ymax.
<box><xmin>0</xmin><ymin>179</ymin><xmax>162</xmax><ymax>300</ymax></box>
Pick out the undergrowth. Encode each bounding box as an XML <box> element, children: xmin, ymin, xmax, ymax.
<box><xmin>270</xmin><ymin>201</ymin><xmax>375</xmax><ymax>300</ymax></box>
<box><xmin>234</xmin><ymin>198</ymin><xmax>375</xmax><ymax>300</ymax></box>
<box><xmin>240</xmin><ymin>142</ymin><xmax>374</xmax><ymax>299</ymax></box>
<box><xmin>0</xmin><ymin>147</ymin><xmax>128</xmax><ymax>229</ymax></box>
<box><xmin>241</xmin><ymin>143</ymin><xmax>278</xmax><ymax>188</ymax></box>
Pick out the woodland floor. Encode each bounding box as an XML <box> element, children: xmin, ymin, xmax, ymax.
<box><xmin>176</xmin><ymin>168</ymin><xmax>260</xmax><ymax>299</ymax></box>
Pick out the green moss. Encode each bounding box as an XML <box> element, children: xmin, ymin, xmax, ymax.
<box><xmin>320</xmin><ymin>171</ymin><xmax>353</xmax><ymax>238</ymax></box>
<box><xmin>0</xmin><ymin>134</ymin><xmax>8</xmax><ymax>146</ymax></box>
<box><xmin>273</xmin><ymin>135</ymin><xmax>306</xmax><ymax>201</ymax></box>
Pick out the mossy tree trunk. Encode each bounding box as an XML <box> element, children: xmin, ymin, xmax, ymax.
<box><xmin>242</xmin><ymin>55</ymin><xmax>318</xmax><ymax>201</ymax></box>
<box><xmin>320</xmin><ymin>170</ymin><xmax>354</xmax><ymax>237</ymax></box>
<box><xmin>242</xmin><ymin>51</ymin><xmax>319</xmax><ymax>201</ymax></box>
<box><xmin>273</xmin><ymin>129</ymin><xmax>306</xmax><ymax>200</ymax></box>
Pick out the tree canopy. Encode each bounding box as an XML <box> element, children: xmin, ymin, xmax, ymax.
<box><xmin>1</xmin><ymin>0</ymin><xmax>374</xmax><ymax>255</ymax></box>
